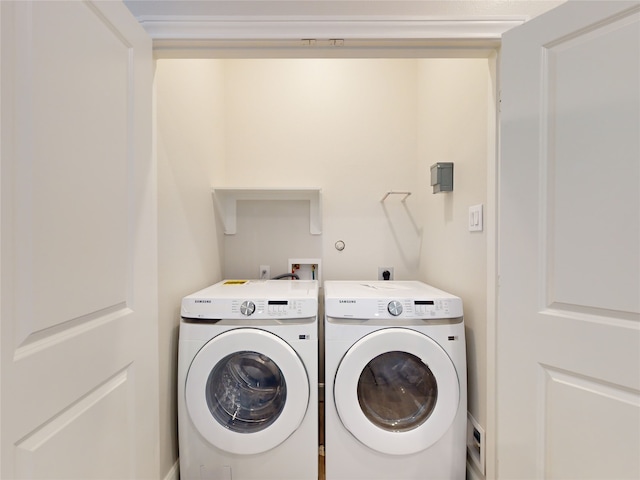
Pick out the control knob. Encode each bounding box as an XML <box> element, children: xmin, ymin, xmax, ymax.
<box><xmin>240</xmin><ymin>300</ymin><xmax>256</xmax><ymax>316</ymax></box>
<box><xmin>387</xmin><ymin>300</ymin><xmax>403</xmax><ymax>316</ymax></box>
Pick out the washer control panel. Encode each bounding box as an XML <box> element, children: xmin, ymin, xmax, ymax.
<box><xmin>182</xmin><ymin>297</ymin><xmax>318</xmax><ymax>319</ymax></box>
<box><xmin>181</xmin><ymin>280</ymin><xmax>319</xmax><ymax>320</ymax></box>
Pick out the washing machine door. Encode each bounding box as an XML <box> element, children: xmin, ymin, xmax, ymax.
<box><xmin>185</xmin><ymin>328</ymin><xmax>309</xmax><ymax>455</ymax></box>
<box><xmin>334</xmin><ymin>328</ymin><xmax>459</xmax><ymax>455</ymax></box>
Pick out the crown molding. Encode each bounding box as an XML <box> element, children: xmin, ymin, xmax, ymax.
<box><xmin>136</xmin><ymin>16</ymin><xmax>525</xmax><ymax>41</ymax></box>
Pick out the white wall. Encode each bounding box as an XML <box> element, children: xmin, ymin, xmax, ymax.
<box><xmin>155</xmin><ymin>59</ymin><xmax>225</xmax><ymax>476</ymax></box>
<box><xmin>416</xmin><ymin>58</ymin><xmax>491</xmax><ymax>435</ymax></box>
<box><xmin>155</xmin><ymin>57</ymin><xmax>491</xmax><ymax>476</ymax></box>
<box><xmin>221</xmin><ymin>59</ymin><xmax>423</xmax><ymax>281</ymax></box>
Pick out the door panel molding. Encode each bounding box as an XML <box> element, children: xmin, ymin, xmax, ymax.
<box><xmin>15</xmin><ymin>368</ymin><xmax>134</xmax><ymax>479</ymax></box>
<box><xmin>14</xmin><ymin>304</ymin><xmax>131</xmax><ymax>361</ymax></box>
<box><xmin>538</xmin><ymin>364</ymin><xmax>640</xmax><ymax>478</ymax></box>
<box><xmin>540</xmin><ymin>6</ymin><xmax>640</xmax><ymax>317</ymax></box>
<box><xmin>541</xmin><ymin>303</ymin><xmax>639</xmax><ymax>328</ymax></box>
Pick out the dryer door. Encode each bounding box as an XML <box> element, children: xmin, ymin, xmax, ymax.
<box><xmin>334</xmin><ymin>328</ymin><xmax>459</xmax><ymax>455</ymax></box>
<box><xmin>185</xmin><ymin>328</ymin><xmax>309</xmax><ymax>455</ymax></box>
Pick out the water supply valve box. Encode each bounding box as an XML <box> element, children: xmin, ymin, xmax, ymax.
<box><xmin>288</xmin><ymin>258</ymin><xmax>321</xmax><ymax>283</ymax></box>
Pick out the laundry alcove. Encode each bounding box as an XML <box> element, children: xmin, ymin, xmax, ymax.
<box><xmin>155</xmin><ymin>50</ymin><xmax>495</xmax><ymax>480</ymax></box>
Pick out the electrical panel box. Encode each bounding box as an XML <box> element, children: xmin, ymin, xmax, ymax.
<box><xmin>288</xmin><ymin>258</ymin><xmax>321</xmax><ymax>283</ymax></box>
<box><xmin>430</xmin><ymin>162</ymin><xmax>454</xmax><ymax>193</ymax></box>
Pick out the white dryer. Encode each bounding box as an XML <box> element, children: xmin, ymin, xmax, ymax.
<box><xmin>178</xmin><ymin>280</ymin><xmax>318</xmax><ymax>480</ymax></box>
<box><xmin>324</xmin><ymin>281</ymin><xmax>467</xmax><ymax>480</ymax></box>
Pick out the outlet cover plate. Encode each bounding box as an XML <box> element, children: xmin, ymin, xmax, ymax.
<box><xmin>378</xmin><ymin>267</ymin><xmax>394</xmax><ymax>280</ymax></box>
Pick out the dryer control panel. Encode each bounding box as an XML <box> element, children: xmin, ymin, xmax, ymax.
<box><xmin>326</xmin><ymin>298</ymin><xmax>461</xmax><ymax>320</ymax></box>
<box><xmin>324</xmin><ymin>281</ymin><xmax>463</xmax><ymax>320</ymax></box>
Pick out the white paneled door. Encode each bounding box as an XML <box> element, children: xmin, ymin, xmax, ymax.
<box><xmin>498</xmin><ymin>1</ymin><xmax>640</xmax><ymax>478</ymax></box>
<box><xmin>1</xmin><ymin>1</ymin><xmax>158</xmax><ymax>479</ymax></box>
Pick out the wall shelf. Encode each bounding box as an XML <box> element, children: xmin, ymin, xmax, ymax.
<box><xmin>212</xmin><ymin>187</ymin><xmax>322</xmax><ymax>235</ymax></box>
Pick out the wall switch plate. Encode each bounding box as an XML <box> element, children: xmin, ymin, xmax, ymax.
<box><xmin>469</xmin><ymin>204</ymin><xmax>483</xmax><ymax>232</ymax></box>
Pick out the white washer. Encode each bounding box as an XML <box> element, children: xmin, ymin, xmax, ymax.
<box><xmin>178</xmin><ymin>280</ymin><xmax>318</xmax><ymax>480</ymax></box>
<box><xmin>324</xmin><ymin>281</ymin><xmax>467</xmax><ymax>480</ymax></box>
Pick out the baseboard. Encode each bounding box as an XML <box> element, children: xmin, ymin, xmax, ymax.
<box><xmin>163</xmin><ymin>460</ymin><xmax>179</xmax><ymax>480</ymax></box>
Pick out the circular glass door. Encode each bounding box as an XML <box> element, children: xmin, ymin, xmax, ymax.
<box><xmin>358</xmin><ymin>351</ymin><xmax>438</xmax><ymax>432</ymax></box>
<box><xmin>206</xmin><ymin>351</ymin><xmax>287</xmax><ymax>433</ymax></box>
<box><xmin>334</xmin><ymin>328</ymin><xmax>459</xmax><ymax>455</ymax></box>
<box><xmin>186</xmin><ymin>328</ymin><xmax>309</xmax><ymax>455</ymax></box>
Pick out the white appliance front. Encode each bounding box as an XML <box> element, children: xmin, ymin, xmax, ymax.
<box><xmin>178</xmin><ymin>280</ymin><xmax>318</xmax><ymax>480</ymax></box>
<box><xmin>334</xmin><ymin>328</ymin><xmax>460</xmax><ymax>455</ymax></box>
<box><xmin>324</xmin><ymin>281</ymin><xmax>467</xmax><ymax>480</ymax></box>
<box><xmin>185</xmin><ymin>328</ymin><xmax>310</xmax><ymax>455</ymax></box>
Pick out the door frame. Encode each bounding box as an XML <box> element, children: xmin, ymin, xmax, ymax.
<box><xmin>136</xmin><ymin>12</ymin><xmax>518</xmax><ymax>480</ymax></box>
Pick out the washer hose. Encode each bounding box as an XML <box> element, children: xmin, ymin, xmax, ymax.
<box><xmin>271</xmin><ymin>273</ymin><xmax>300</xmax><ymax>280</ymax></box>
